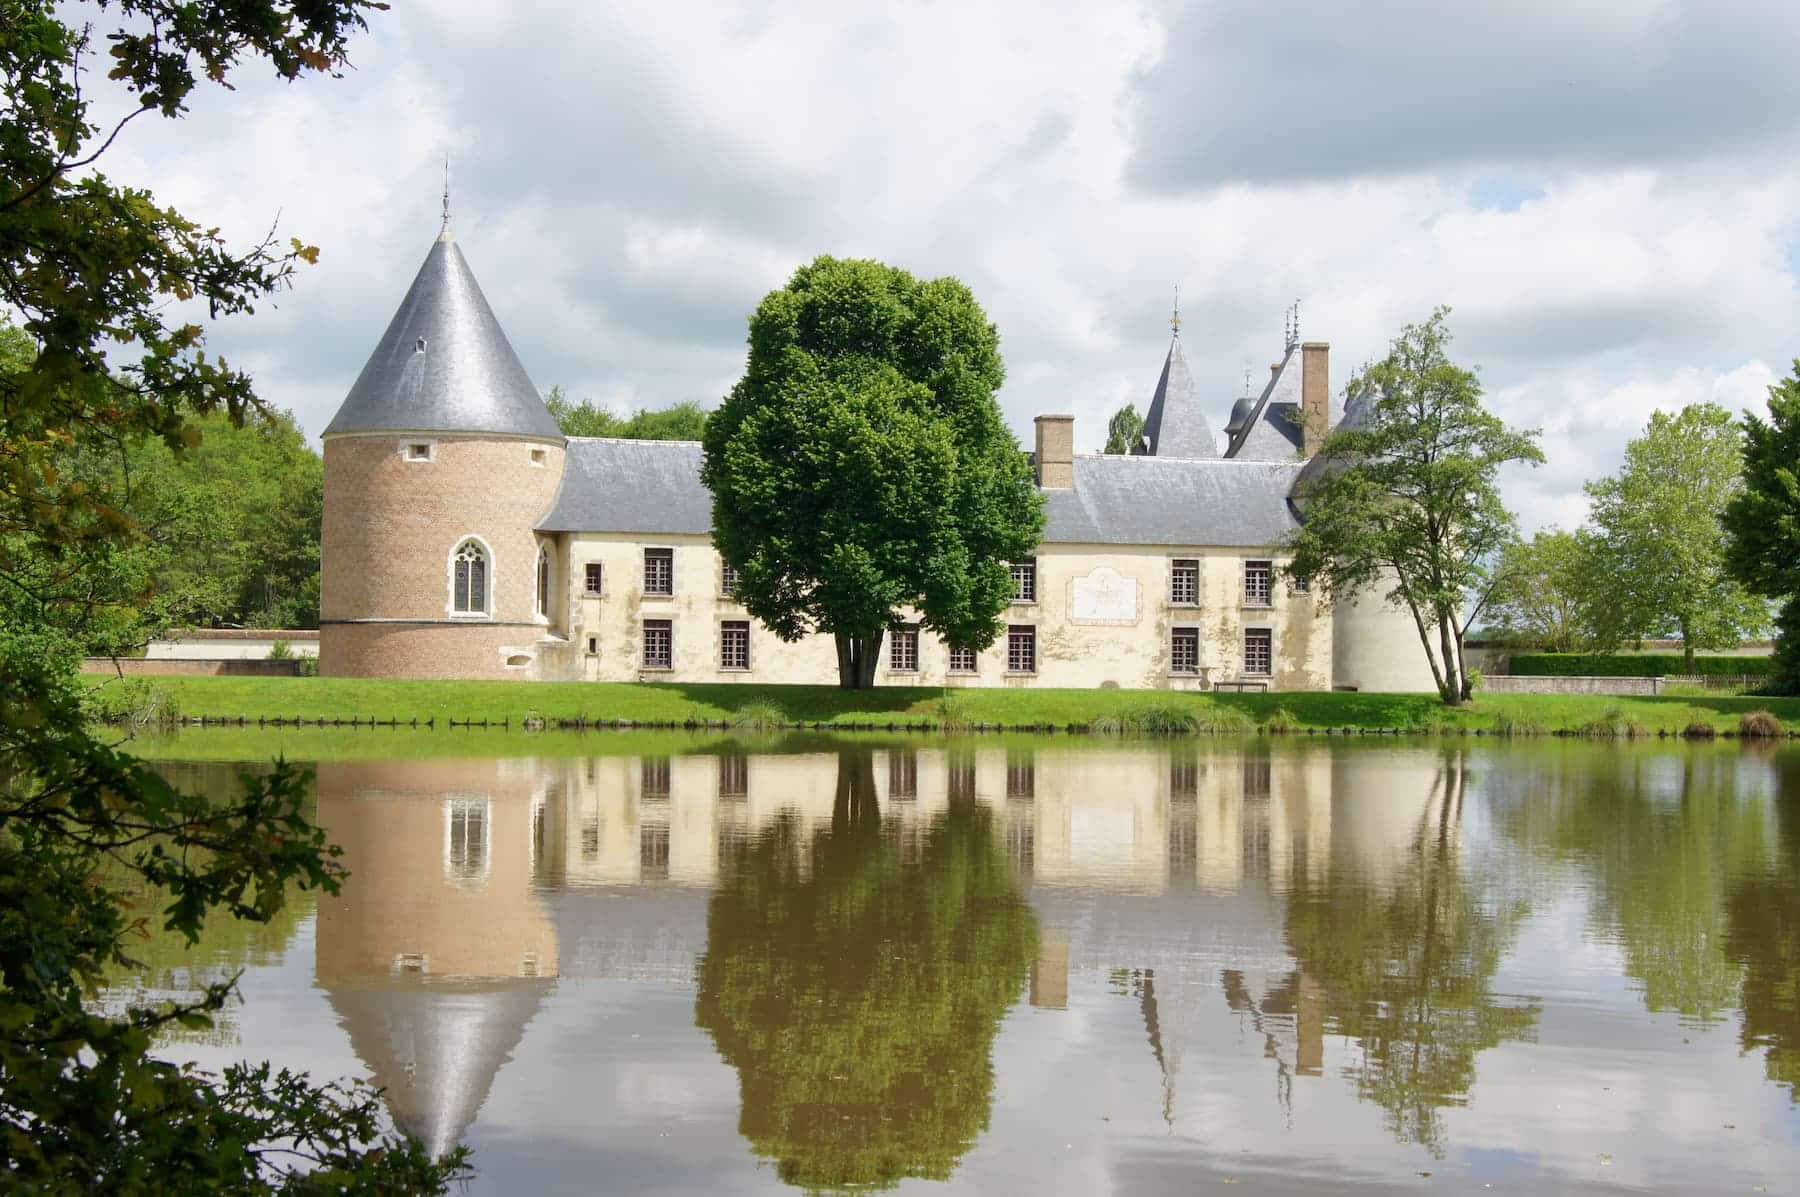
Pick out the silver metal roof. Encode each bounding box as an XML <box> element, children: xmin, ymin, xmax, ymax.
<box><xmin>323</xmin><ymin>232</ymin><xmax>563</xmax><ymax>441</ymax></box>
<box><xmin>1043</xmin><ymin>454</ymin><xmax>1304</xmax><ymax>546</ymax></box>
<box><xmin>537</xmin><ymin>438</ymin><xmax>713</xmax><ymax>534</ymax></box>
<box><xmin>1139</xmin><ymin>337</ymin><xmax>1220</xmax><ymax>459</ymax></box>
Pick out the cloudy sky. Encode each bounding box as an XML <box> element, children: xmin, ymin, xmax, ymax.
<box><xmin>106</xmin><ymin>0</ymin><xmax>1800</xmax><ymax>532</ymax></box>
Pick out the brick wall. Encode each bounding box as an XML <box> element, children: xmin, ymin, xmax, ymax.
<box><xmin>80</xmin><ymin>658</ymin><xmax>303</xmax><ymax>677</ymax></box>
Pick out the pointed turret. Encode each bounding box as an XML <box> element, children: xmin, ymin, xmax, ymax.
<box><xmin>324</xmin><ymin>231</ymin><xmax>561</xmax><ymax>441</ymax></box>
<box><xmin>1139</xmin><ymin>336</ymin><xmax>1219</xmax><ymax>459</ymax></box>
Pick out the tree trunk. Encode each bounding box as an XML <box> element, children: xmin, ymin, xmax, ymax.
<box><xmin>834</xmin><ymin>631</ymin><xmax>885</xmax><ymax>689</ymax></box>
<box><xmin>1435</xmin><ymin>612</ymin><xmax>1466</xmax><ymax>707</ymax></box>
<box><xmin>1681</xmin><ymin>617</ymin><xmax>1695</xmax><ymax>673</ymax></box>
<box><xmin>831</xmin><ymin>747</ymin><xmax>881</xmax><ymax>831</ymax></box>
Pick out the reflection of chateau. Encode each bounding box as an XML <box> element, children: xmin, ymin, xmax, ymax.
<box><xmin>313</xmin><ymin>743</ymin><xmax>1457</xmax><ymax>1158</ymax></box>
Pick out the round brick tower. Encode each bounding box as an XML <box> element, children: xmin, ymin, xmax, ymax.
<box><xmin>319</xmin><ymin>226</ymin><xmax>566</xmax><ymax>679</ymax></box>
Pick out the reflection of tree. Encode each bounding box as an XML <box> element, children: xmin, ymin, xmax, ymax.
<box><xmin>695</xmin><ymin>749</ymin><xmax>1038</xmax><ymax>1192</ymax></box>
<box><xmin>1726</xmin><ymin>752</ymin><xmax>1800</xmax><ymax>1098</ymax></box>
<box><xmin>1502</xmin><ymin>750</ymin><xmax>1772</xmax><ymax>1022</ymax></box>
<box><xmin>1283</xmin><ymin>752</ymin><xmax>1538</xmax><ymax>1154</ymax></box>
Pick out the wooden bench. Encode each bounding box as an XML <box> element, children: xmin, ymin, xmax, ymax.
<box><xmin>1214</xmin><ymin>678</ymin><xmax>1270</xmax><ymax>693</ymax></box>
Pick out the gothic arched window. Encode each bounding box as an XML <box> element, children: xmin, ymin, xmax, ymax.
<box><xmin>453</xmin><ymin>539</ymin><xmax>489</xmax><ymax>614</ymax></box>
<box><xmin>536</xmin><ymin>544</ymin><xmax>551</xmax><ymax>619</ymax></box>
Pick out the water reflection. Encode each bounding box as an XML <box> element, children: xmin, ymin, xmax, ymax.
<box><xmin>122</xmin><ymin>737</ymin><xmax>1800</xmax><ymax>1194</ymax></box>
<box><xmin>694</xmin><ymin>748</ymin><xmax>1037</xmax><ymax>1191</ymax></box>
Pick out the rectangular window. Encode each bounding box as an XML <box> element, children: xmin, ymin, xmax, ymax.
<box><xmin>1171</xmin><ymin>626</ymin><xmax>1200</xmax><ymax>674</ymax></box>
<box><xmin>1244</xmin><ymin>627</ymin><xmax>1273</xmax><ymax>676</ymax></box>
<box><xmin>948</xmin><ymin>757</ymin><xmax>977</xmax><ymax>802</ymax></box>
<box><xmin>889</xmin><ymin>625</ymin><xmax>919</xmax><ymax>672</ymax></box>
<box><xmin>529</xmin><ymin>447</ymin><xmax>547</xmax><ymax>466</ymax></box>
<box><xmin>719</xmin><ymin>755</ymin><xmax>748</xmax><ymax>799</ymax></box>
<box><xmin>1010</xmin><ymin>559</ymin><xmax>1037</xmax><ymax>603</ymax></box>
<box><xmin>639</xmin><ymin>821</ymin><xmax>670</xmax><ymax>881</ymax></box>
<box><xmin>643</xmin><ymin>548</ymin><xmax>674</xmax><ymax>596</ymax></box>
<box><xmin>1006</xmin><ymin>625</ymin><xmax>1036</xmax><ymax>674</ymax></box>
<box><xmin>1170</xmin><ymin>758</ymin><xmax>1199</xmax><ymax>801</ymax></box>
<box><xmin>1243</xmin><ymin>757</ymin><xmax>1272</xmax><ymax>800</ymax></box>
<box><xmin>1171</xmin><ymin>558</ymin><xmax>1200</xmax><ymax>605</ymax></box>
<box><xmin>584</xmin><ymin>563</ymin><xmax>603</xmax><ymax>595</ymax></box>
<box><xmin>1290</xmin><ymin>570</ymin><xmax>1310</xmax><ymax>595</ymax></box>
<box><xmin>642</xmin><ymin>619</ymin><xmax>673</xmax><ymax>669</ymax></box>
<box><xmin>720</xmin><ymin>562</ymin><xmax>742</xmax><ymax>599</ymax></box>
<box><xmin>948</xmin><ymin>645</ymin><xmax>978</xmax><ymax>674</ymax></box>
<box><xmin>642</xmin><ymin>757</ymin><xmax>671</xmax><ymax>802</ymax></box>
<box><xmin>1006</xmin><ymin>757</ymin><xmax>1034</xmax><ymax>800</ymax></box>
<box><xmin>889</xmin><ymin>751</ymin><xmax>918</xmax><ymax>801</ymax></box>
<box><xmin>1244</xmin><ymin>560</ymin><xmax>1273</xmax><ymax>606</ymax></box>
<box><xmin>406</xmin><ymin>442</ymin><xmax>433</xmax><ymax>462</ymax></box>
<box><xmin>585</xmin><ymin>635</ymin><xmax>598</xmax><ymax>656</ymax></box>
<box><xmin>720</xmin><ymin>620</ymin><xmax>750</xmax><ymax>670</ymax></box>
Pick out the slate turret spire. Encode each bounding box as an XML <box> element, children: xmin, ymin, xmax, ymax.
<box><xmin>1137</xmin><ymin>295</ymin><xmax>1219</xmax><ymax>459</ymax></box>
<box><xmin>322</xmin><ymin>227</ymin><xmax>562</xmax><ymax>442</ymax></box>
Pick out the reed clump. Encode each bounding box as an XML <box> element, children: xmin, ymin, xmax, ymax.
<box><xmin>1262</xmin><ymin>708</ymin><xmax>1301</xmax><ymax>735</ymax></box>
<box><xmin>1739</xmin><ymin>709</ymin><xmax>1784</xmax><ymax>739</ymax></box>
<box><xmin>729</xmin><ymin>700</ymin><xmax>789</xmax><ymax>733</ymax></box>
<box><xmin>1493</xmin><ymin>712</ymin><xmax>1548</xmax><ymax>738</ymax></box>
<box><xmin>1681</xmin><ymin>720</ymin><xmax>1718</xmax><ymax>740</ymax></box>
<box><xmin>1575</xmin><ymin>705</ymin><xmax>1649</xmax><ymax>739</ymax></box>
<box><xmin>931</xmin><ymin>693</ymin><xmax>976</xmax><ymax>732</ymax></box>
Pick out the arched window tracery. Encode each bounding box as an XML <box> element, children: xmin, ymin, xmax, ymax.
<box><xmin>453</xmin><ymin>539</ymin><xmax>489</xmax><ymax>614</ymax></box>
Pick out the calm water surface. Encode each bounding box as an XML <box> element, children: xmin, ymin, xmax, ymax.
<box><xmin>120</xmin><ymin>737</ymin><xmax>1800</xmax><ymax>1194</ymax></box>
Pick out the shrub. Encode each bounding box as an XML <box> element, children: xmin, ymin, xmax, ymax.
<box><xmin>1493</xmin><ymin>712</ymin><xmax>1547</xmax><ymax>737</ymax></box>
<box><xmin>266</xmin><ymin>638</ymin><xmax>292</xmax><ymax>661</ymax></box>
<box><xmin>1192</xmin><ymin>705</ymin><xmax>1256</xmax><ymax>736</ymax></box>
<box><xmin>1126</xmin><ymin>702</ymin><xmax>1200</xmax><ymax>737</ymax></box>
<box><xmin>729</xmin><ymin>700</ymin><xmax>789</xmax><ymax>733</ymax></box>
<box><xmin>1576</xmin><ymin>705</ymin><xmax>1649</xmax><ymax>739</ymax></box>
<box><xmin>1682</xmin><ymin>720</ymin><xmax>1718</xmax><ymax>739</ymax></box>
<box><xmin>1087</xmin><ymin>713</ymin><xmax>1127</xmax><ymax>737</ymax></box>
<box><xmin>1263</xmin><ymin>708</ymin><xmax>1301</xmax><ymax>734</ymax></box>
<box><xmin>1509</xmin><ymin>653</ymin><xmax>1773</xmax><ymax>678</ymax></box>
<box><xmin>1739</xmin><ymin>710</ymin><xmax>1784</xmax><ymax>739</ymax></box>
<box><xmin>297</xmin><ymin>655</ymin><xmax>320</xmax><ymax>677</ymax></box>
<box><xmin>931</xmin><ymin>694</ymin><xmax>976</xmax><ymax>733</ymax></box>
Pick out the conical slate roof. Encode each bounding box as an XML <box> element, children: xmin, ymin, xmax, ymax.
<box><xmin>1139</xmin><ymin>337</ymin><xmax>1219</xmax><ymax>459</ymax></box>
<box><xmin>324</xmin><ymin>231</ymin><xmax>562</xmax><ymax>441</ymax></box>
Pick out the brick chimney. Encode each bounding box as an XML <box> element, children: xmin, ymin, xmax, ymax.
<box><xmin>1034</xmin><ymin>414</ymin><xmax>1074</xmax><ymax>489</ymax></box>
<box><xmin>1301</xmin><ymin>341</ymin><xmax>1329</xmax><ymax>457</ymax></box>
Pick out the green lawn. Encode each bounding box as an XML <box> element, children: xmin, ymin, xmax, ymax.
<box><xmin>83</xmin><ymin>674</ymin><xmax>1800</xmax><ymax>736</ymax></box>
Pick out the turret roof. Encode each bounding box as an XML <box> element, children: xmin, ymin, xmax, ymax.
<box><xmin>323</xmin><ymin>231</ymin><xmax>562</xmax><ymax>441</ymax></box>
<box><xmin>1139</xmin><ymin>336</ymin><xmax>1219</xmax><ymax>459</ymax></box>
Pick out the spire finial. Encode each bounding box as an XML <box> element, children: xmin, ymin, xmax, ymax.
<box><xmin>1169</xmin><ymin>284</ymin><xmax>1182</xmax><ymax>339</ymax></box>
<box><xmin>440</xmin><ymin>153</ymin><xmax>451</xmax><ymax>234</ymax></box>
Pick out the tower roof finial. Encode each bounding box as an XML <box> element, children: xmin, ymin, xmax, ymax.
<box><xmin>1170</xmin><ymin>284</ymin><xmax>1181</xmax><ymax>339</ymax></box>
<box><xmin>440</xmin><ymin>153</ymin><xmax>451</xmax><ymax>236</ymax></box>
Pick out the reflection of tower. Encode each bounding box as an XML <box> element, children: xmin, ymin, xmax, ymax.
<box><xmin>314</xmin><ymin>760</ymin><xmax>558</xmax><ymax>1158</ymax></box>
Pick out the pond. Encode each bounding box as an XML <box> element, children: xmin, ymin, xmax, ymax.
<box><xmin>118</xmin><ymin>735</ymin><xmax>1800</xmax><ymax>1194</ymax></box>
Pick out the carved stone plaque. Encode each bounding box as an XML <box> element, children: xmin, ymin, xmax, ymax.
<box><xmin>1070</xmin><ymin>566</ymin><xmax>1140</xmax><ymax>625</ymax></box>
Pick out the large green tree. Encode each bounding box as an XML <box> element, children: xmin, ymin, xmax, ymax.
<box><xmin>0</xmin><ymin>2</ymin><xmax>462</xmax><ymax>1189</ymax></box>
<box><xmin>1485</xmin><ymin>528</ymin><xmax>1612</xmax><ymax>652</ymax></box>
<box><xmin>1102</xmin><ymin>402</ymin><xmax>1144</xmax><ymax>454</ymax></box>
<box><xmin>1587</xmin><ymin>402</ymin><xmax>1767</xmax><ymax>671</ymax></box>
<box><xmin>701</xmin><ymin>256</ymin><xmax>1044</xmax><ymax>688</ymax></box>
<box><xmin>694</xmin><ymin>749</ymin><xmax>1037</xmax><ymax>1190</ymax></box>
<box><xmin>545</xmin><ymin>386</ymin><xmax>710</xmax><ymax>441</ymax></box>
<box><xmin>1287</xmin><ymin>308</ymin><xmax>1543</xmax><ymax>704</ymax></box>
<box><xmin>1724</xmin><ymin>364</ymin><xmax>1800</xmax><ymax>694</ymax></box>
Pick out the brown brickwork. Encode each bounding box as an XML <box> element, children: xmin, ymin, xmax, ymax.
<box><xmin>320</xmin><ymin>433</ymin><xmax>565</xmax><ymax>678</ymax></box>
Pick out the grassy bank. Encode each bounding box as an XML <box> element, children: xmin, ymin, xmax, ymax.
<box><xmin>84</xmin><ymin>674</ymin><xmax>1800</xmax><ymax>737</ymax></box>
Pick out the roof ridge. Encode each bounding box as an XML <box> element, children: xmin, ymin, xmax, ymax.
<box><xmin>565</xmin><ymin>436</ymin><xmax>702</xmax><ymax>447</ymax></box>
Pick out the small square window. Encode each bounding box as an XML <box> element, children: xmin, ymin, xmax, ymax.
<box><xmin>949</xmin><ymin>645</ymin><xmax>978</xmax><ymax>674</ymax></box>
<box><xmin>1171</xmin><ymin>558</ymin><xmax>1199</xmax><ymax>605</ymax></box>
<box><xmin>1244</xmin><ymin>627</ymin><xmax>1273</xmax><ymax>676</ymax></box>
<box><xmin>720</xmin><ymin>620</ymin><xmax>750</xmax><ymax>670</ymax></box>
<box><xmin>1244</xmin><ymin>560</ymin><xmax>1273</xmax><ymax>606</ymax></box>
<box><xmin>1290</xmin><ymin>571</ymin><xmax>1310</xmax><ymax>595</ymax></box>
<box><xmin>1171</xmin><ymin>626</ymin><xmax>1200</xmax><ymax>674</ymax></box>
<box><xmin>889</xmin><ymin>625</ymin><xmax>919</xmax><ymax>672</ymax></box>
<box><xmin>1010</xmin><ymin>559</ymin><xmax>1037</xmax><ymax>603</ymax></box>
<box><xmin>1007</xmin><ymin>625</ymin><xmax>1036</xmax><ymax>674</ymax></box>
<box><xmin>644</xmin><ymin>548</ymin><xmax>674</xmax><ymax>596</ymax></box>
<box><xmin>643</xmin><ymin>619</ymin><xmax>673</xmax><ymax>669</ymax></box>
<box><xmin>530</xmin><ymin>448</ymin><xmax>547</xmax><ymax>466</ymax></box>
<box><xmin>584</xmin><ymin>563</ymin><xmax>603</xmax><ymax>595</ymax></box>
<box><xmin>406</xmin><ymin>442</ymin><xmax>432</xmax><ymax>462</ymax></box>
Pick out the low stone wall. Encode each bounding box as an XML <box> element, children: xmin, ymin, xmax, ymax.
<box><xmin>81</xmin><ymin>658</ymin><xmax>304</xmax><ymax>678</ymax></box>
<box><xmin>1481</xmin><ymin>674</ymin><xmax>1664</xmax><ymax>696</ymax></box>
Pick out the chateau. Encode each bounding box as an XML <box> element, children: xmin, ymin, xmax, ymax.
<box><xmin>318</xmin><ymin>228</ymin><xmax>1435</xmax><ymax>692</ymax></box>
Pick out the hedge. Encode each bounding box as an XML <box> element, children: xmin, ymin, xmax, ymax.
<box><xmin>1508</xmin><ymin>653</ymin><xmax>1774</xmax><ymax>678</ymax></box>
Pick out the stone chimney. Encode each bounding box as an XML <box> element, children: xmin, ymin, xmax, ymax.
<box><xmin>1034</xmin><ymin>414</ymin><xmax>1074</xmax><ymax>489</ymax></box>
<box><xmin>1301</xmin><ymin>341</ymin><xmax>1329</xmax><ymax>457</ymax></box>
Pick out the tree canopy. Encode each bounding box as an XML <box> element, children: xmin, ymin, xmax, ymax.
<box><xmin>701</xmin><ymin>256</ymin><xmax>1044</xmax><ymax>687</ymax></box>
<box><xmin>1102</xmin><ymin>403</ymin><xmax>1144</xmax><ymax>454</ymax></box>
<box><xmin>1287</xmin><ymin>308</ymin><xmax>1542</xmax><ymax>704</ymax></box>
<box><xmin>0</xmin><ymin>1</ymin><xmax>464</xmax><ymax>1188</ymax></box>
<box><xmin>1484</xmin><ymin>528</ymin><xmax>1612</xmax><ymax>652</ymax></box>
<box><xmin>1724</xmin><ymin>364</ymin><xmax>1800</xmax><ymax>694</ymax></box>
<box><xmin>545</xmin><ymin>387</ymin><xmax>710</xmax><ymax>440</ymax></box>
<box><xmin>694</xmin><ymin>750</ymin><xmax>1037</xmax><ymax>1191</ymax></box>
<box><xmin>1587</xmin><ymin>402</ymin><xmax>1766</xmax><ymax>670</ymax></box>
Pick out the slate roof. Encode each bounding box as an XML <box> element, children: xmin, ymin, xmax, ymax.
<box><xmin>324</xmin><ymin>232</ymin><xmax>563</xmax><ymax>441</ymax></box>
<box><xmin>537</xmin><ymin>438</ymin><xmax>713</xmax><ymax>534</ymax></box>
<box><xmin>1043</xmin><ymin>454</ymin><xmax>1304</xmax><ymax>546</ymax></box>
<box><xmin>1139</xmin><ymin>337</ymin><xmax>1219</xmax><ymax>459</ymax></box>
<box><xmin>539</xmin><ymin>439</ymin><xmax>1303</xmax><ymax>547</ymax></box>
<box><xmin>1224</xmin><ymin>345</ymin><xmax>1304</xmax><ymax>461</ymax></box>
